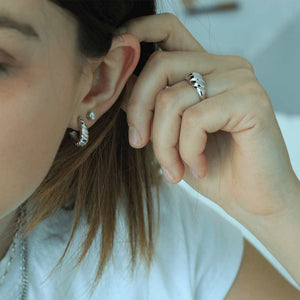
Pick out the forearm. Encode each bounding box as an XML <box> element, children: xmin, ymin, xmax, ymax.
<box><xmin>245</xmin><ymin>182</ymin><xmax>300</xmax><ymax>287</ymax></box>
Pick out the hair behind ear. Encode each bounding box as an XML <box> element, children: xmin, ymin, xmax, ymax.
<box><xmin>21</xmin><ymin>0</ymin><xmax>164</xmax><ymax>297</ymax></box>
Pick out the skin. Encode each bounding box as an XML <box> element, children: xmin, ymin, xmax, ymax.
<box><xmin>119</xmin><ymin>13</ymin><xmax>300</xmax><ymax>289</ymax></box>
<box><xmin>0</xmin><ymin>0</ymin><xmax>140</xmax><ymax>260</ymax></box>
<box><xmin>1</xmin><ymin>4</ymin><xmax>299</xmax><ymax>297</ymax></box>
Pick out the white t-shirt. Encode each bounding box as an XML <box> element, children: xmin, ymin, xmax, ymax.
<box><xmin>0</xmin><ymin>177</ymin><xmax>244</xmax><ymax>300</ymax></box>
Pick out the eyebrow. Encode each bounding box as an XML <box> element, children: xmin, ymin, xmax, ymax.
<box><xmin>0</xmin><ymin>15</ymin><xmax>40</xmax><ymax>41</ymax></box>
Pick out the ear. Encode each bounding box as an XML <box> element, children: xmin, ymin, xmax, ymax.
<box><xmin>68</xmin><ymin>33</ymin><xmax>141</xmax><ymax>131</ymax></box>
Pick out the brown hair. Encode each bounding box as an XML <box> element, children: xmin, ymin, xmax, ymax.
<box><xmin>18</xmin><ymin>0</ymin><xmax>165</xmax><ymax>295</ymax></box>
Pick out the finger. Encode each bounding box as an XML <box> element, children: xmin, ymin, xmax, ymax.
<box><xmin>151</xmin><ymin>80</ymin><xmax>200</xmax><ymax>182</ymax></box>
<box><xmin>126</xmin><ymin>51</ymin><xmax>251</xmax><ymax>148</ymax></box>
<box><xmin>148</xmin><ymin>68</ymin><xmax>253</xmax><ymax>147</ymax></box>
<box><xmin>148</xmin><ymin>68</ymin><xmax>254</xmax><ymax>182</ymax></box>
<box><xmin>117</xmin><ymin>12</ymin><xmax>207</xmax><ymax>53</ymax></box>
<box><xmin>179</xmin><ymin>83</ymin><xmax>265</xmax><ymax>179</ymax></box>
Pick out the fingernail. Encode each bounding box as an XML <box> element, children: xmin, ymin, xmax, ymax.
<box><xmin>115</xmin><ymin>26</ymin><xmax>127</xmax><ymax>35</ymax></box>
<box><xmin>190</xmin><ymin>168</ymin><xmax>200</xmax><ymax>179</ymax></box>
<box><xmin>129</xmin><ymin>126</ymin><xmax>142</xmax><ymax>147</ymax></box>
<box><xmin>162</xmin><ymin>167</ymin><xmax>175</xmax><ymax>182</ymax></box>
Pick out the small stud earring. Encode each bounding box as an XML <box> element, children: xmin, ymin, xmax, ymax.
<box><xmin>87</xmin><ymin>111</ymin><xmax>96</xmax><ymax>121</ymax></box>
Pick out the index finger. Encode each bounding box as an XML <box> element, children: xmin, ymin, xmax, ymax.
<box><xmin>116</xmin><ymin>12</ymin><xmax>207</xmax><ymax>53</ymax></box>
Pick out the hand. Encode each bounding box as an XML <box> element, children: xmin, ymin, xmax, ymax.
<box><xmin>117</xmin><ymin>13</ymin><xmax>300</xmax><ymax>224</ymax></box>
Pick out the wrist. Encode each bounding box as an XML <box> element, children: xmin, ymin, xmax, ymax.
<box><xmin>255</xmin><ymin>176</ymin><xmax>300</xmax><ymax>231</ymax></box>
<box><xmin>251</xmin><ymin>182</ymin><xmax>300</xmax><ymax>286</ymax></box>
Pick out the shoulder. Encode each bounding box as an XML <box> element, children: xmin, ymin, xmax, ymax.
<box><xmin>225</xmin><ymin>238</ymin><xmax>300</xmax><ymax>299</ymax></box>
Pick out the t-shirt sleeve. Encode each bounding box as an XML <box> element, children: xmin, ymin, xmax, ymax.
<box><xmin>151</xmin><ymin>178</ymin><xmax>245</xmax><ymax>299</ymax></box>
<box><xmin>193</xmin><ymin>202</ymin><xmax>245</xmax><ymax>300</ymax></box>
<box><xmin>165</xmin><ymin>180</ymin><xmax>245</xmax><ymax>300</ymax></box>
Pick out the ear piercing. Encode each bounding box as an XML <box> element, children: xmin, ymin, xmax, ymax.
<box><xmin>87</xmin><ymin>111</ymin><xmax>96</xmax><ymax>121</ymax></box>
<box><xmin>69</xmin><ymin>111</ymin><xmax>95</xmax><ymax>148</ymax></box>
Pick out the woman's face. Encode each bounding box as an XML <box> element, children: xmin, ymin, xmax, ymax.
<box><xmin>0</xmin><ymin>0</ymin><xmax>87</xmax><ymax>218</ymax></box>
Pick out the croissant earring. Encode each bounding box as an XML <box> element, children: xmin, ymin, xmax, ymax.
<box><xmin>69</xmin><ymin>111</ymin><xmax>95</xmax><ymax>148</ymax></box>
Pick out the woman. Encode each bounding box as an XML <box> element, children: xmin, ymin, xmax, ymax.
<box><xmin>0</xmin><ymin>0</ymin><xmax>299</xmax><ymax>299</ymax></box>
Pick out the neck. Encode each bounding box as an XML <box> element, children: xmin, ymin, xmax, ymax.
<box><xmin>0</xmin><ymin>209</ymin><xmax>18</xmax><ymax>261</ymax></box>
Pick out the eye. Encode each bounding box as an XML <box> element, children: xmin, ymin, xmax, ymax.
<box><xmin>0</xmin><ymin>63</ymin><xmax>9</xmax><ymax>74</ymax></box>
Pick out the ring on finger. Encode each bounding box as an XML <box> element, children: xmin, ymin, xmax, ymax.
<box><xmin>185</xmin><ymin>72</ymin><xmax>207</xmax><ymax>101</ymax></box>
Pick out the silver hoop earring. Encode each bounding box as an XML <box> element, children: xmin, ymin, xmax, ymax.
<box><xmin>69</xmin><ymin>117</ymin><xmax>89</xmax><ymax>148</ymax></box>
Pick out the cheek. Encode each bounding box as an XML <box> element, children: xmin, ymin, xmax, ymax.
<box><xmin>0</xmin><ymin>68</ymin><xmax>75</xmax><ymax>217</ymax></box>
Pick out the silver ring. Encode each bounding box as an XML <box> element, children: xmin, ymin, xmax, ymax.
<box><xmin>185</xmin><ymin>72</ymin><xmax>207</xmax><ymax>101</ymax></box>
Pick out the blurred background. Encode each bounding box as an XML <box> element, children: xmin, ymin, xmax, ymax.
<box><xmin>155</xmin><ymin>0</ymin><xmax>300</xmax><ymax>291</ymax></box>
<box><xmin>157</xmin><ymin>0</ymin><xmax>300</xmax><ymax>114</ymax></box>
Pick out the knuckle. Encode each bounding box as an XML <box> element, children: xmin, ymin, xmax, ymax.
<box><xmin>124</xmin><ymin>18</ymin><xmax>138</xmax><ymax>30</ymax></box>
<box><xmin>182</xmin><ymin>107</ymin><xmax>201</xmax><ymax>128</ymax></box>
<box><xmin>162</xmin><ymin>12</ymin><xmax>179</xmax><ymax>23</ymax></box>
<box><xmin>240</xmin><ymin>80</ymin><xmax>271</xmax><ymax>110</ymax></box>
<box><xmin>244</xmin><ymin>61</ymin><xmax>255</xmax><ymax>73</ymax></box>
<box><xmin>234</xmin><ymin>67</ymin><xmax>255</xmax><ymax>80</ymax></box>
<box><xmin>236</xmin><ymin>55</ymin><xmax>255</xmax><ymax>73</ymax></box>
<box><xmin>155</xmin><ymin>89</ymin><xmax>181</xmax><ymax>111</ymax></box>
<box><xmin>156</xmin><ymin>92</ymin><xmax>171</xmax><ymax>111</ymax></box>
<box><xmin>242</xmin><ymin>79</ymin><xmax>264</xmax><ymax>96</ymax></box>
<box><xmin>148</xmin><ymin>50</ymin><xmax>167</xmax><ymax>68</ymax></box>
